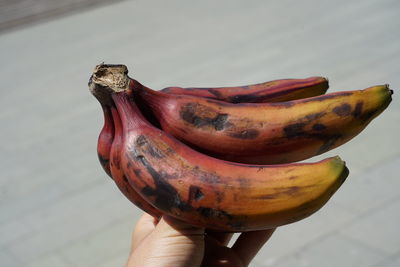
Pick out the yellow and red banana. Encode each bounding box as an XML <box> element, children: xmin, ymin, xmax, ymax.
<box><xmin>97</xmin><ymin>104</ymin><xmax>114</xmax><ymax>177</ymax></box>
<box><xmin>109</xmin><ymin>106</ymin><xmax>162</xmax><ymax>217</ymax></box>
<box><xmin>98</xmin><ymin>73</ymin><xmax>328</xmax><ymax>174</ymax></box>
<box><xmin>96</xmin><ymin>65</ymin><xmax>332</xmax><ymax>210</ymax></box>
<box><xmin>161</xmin><ymin>76</ymin><xmax>329</xmax><ymax>103</ymax></box>
<box><xmin>89</xmin><ymin>64</ymin><xmax>349</xmax><ymax>232</ymax></box>
<box><xmin>93</xmin><ymin>72</ymin><xmax>162</xmax><ymax>216</ymax></box>
<box><xmin>137</xmin><ymin>83</ymin><xmax>392</xmax><ymax>164</ymax></box>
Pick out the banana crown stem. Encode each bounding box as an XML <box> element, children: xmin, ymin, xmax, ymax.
<box><xmin>88</xmin><ymin>64</ymin><xmax>130</xmax><ymax>105</ymax></box>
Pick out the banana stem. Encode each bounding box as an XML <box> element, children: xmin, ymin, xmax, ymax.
<box><xmin>112</xmin><ymin>92</ymin><xmax>150</xmax><ymax>130</ymax></box>
<box><xmin>88</xmin><ymin>63</ymin><xmax>130</xmax><ymax>106</ymax></box>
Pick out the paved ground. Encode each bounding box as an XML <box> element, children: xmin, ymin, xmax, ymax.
<box><xmin>0</xmin><ymin>0</ymin><xmax>124</xmax><ymax>33</ymax></box>
<box><xmin>1</xmin><ymin>0</ymin><xmax>399</xmax><ymax>266</ymax></box>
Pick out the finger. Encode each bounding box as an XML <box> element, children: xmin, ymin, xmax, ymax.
<box><xmin>231</xmin><ymin>228</ymin><xmax>276</xmax><ymax>266</ymax></box>
<box><xmin>131</xmin><ymin>213</ymin><xmax>159</xmax><ymax>251</ymax></box>
<box><xmin>202</xmin><ymin>235</ymin><xmax>231</xmax><ymax>266</ymax></box>
<box><xmin>206</xmin><ymin>231</ymin><xmax>234</xmax><ymax>246</ymax></box>
<box><xmin>202</xmin><ymin>235</ymin><xmax>242</xmax><ymax>267</ymax></box>
<box><xmin>155</xmin><ymin>215</ymin><xmax>205</xmax><ymax>237</ymax></box>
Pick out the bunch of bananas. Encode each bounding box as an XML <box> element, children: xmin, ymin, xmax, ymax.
<box><xmin>89</xmin><ymin>64</ymin><xmax>392</xmax><ymax>232</ymax></box>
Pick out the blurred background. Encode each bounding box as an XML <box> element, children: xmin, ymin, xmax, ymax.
<box><xmin>1</xmin><ymin>0</ymin><xmax>399</xmax><ymax>266</ymax></box>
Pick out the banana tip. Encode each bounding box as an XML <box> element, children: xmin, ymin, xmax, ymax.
<box><xmin>333</xmin><ymin>155</ymin><xmax>343</xmax><ymax>162</ymax></box>
<box><xmin>330</xmin><ymin>156</ymin><xmax>349</xmax><ymax>184</ymax></box>
<box><xmin>331</xmin><ymin>156</ymin><xmax>347</xmax><ymax>170</ymax></box>
<box><xmin>384</xmin><ymin>84</ymin><xmax>394</xmax><ymax>95</ymax></box>
<box><xmin>339</xmin><ymin>165</ymin><xmax>350</xmax><ymax>184</ymax></box>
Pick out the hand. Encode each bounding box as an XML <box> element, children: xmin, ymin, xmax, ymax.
<box><xmin>126</xmin><ymin>213</ymin><xmax>275</xmax><ymax>267</ymax></box>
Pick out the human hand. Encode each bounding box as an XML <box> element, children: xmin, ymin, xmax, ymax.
<box><xmin>126</xmin><ymin>213</ymin><xmax>275</xmax><ymax>267</ymax></box>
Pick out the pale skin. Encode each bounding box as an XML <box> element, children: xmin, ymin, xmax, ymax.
<box><xmin>126</xmin><ymin>213</ymin><xmax>275</xmax><ymax>267</ymax></box>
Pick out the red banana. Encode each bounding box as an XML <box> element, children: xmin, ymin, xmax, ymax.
<box><xmin>109</xmin><ymin>106</ymin><xmax>162</xmax><ymax>217</ymax></box>
<box><xmin>161</xmin><ymin>77</ymin><xmax>329</xmax><ymax>103</ymax></box>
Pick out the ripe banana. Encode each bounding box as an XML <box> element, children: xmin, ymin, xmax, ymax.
<box><xmin>92</xmin><ymin>72</ymin><xmax>162</xmax><ymax>216</ymax></box>
<box><xmin>161</xmin><ymin>76</ymin><xmax>329</xmax><ymax>103</ymax></box>
<box><xmin>89</xmin><ymin>64</ymin><xmax>349</xmax><ymax>231</ymax></box>
<box><xmin>96</xmin><ymin>73</ymin><xmax>329</xmax><ymax>216</ymax></box>
<box><xmin>109</xmin><ymin>106</ymin><xmax>162</xmax><ymax>217</ymax></box>
<box><xmin>137</xmin><ymin>82</ymin><xmax>392</xmax><ymax>164</ymax></box>
<box><xmin>98</xmin><ymin>70</ymin><xmax>328</xmax><ymax>173</ymax></box>
<box><xmin>132</xmin><ymin>75</ymin><xmax>329</xmax><ymax>132</ymax></box>
<box><xmin>97</xmin><ymin>104</ymin><xmax>114</xmax><ymax>177</ymax></box>
<box><xmin>95</xmin><ymin>101</ymin><xmax>162</xmax><ymax>216</ymax></box>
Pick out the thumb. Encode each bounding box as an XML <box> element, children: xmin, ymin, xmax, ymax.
<box><xmin>129</xmin><ymin>216</ymin><xmax>205</xmax><ymax>267</ymax></box>
<box><xmin>154</xmin><ymin>215</ymin><xmax>205</xmax><ymax>238</ymax></box>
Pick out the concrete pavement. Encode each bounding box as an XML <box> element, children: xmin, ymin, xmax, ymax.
<box><xmin>1</xmin><ymin>0</ymin><xmax>399</xmax><ymax>266</ymax></box>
